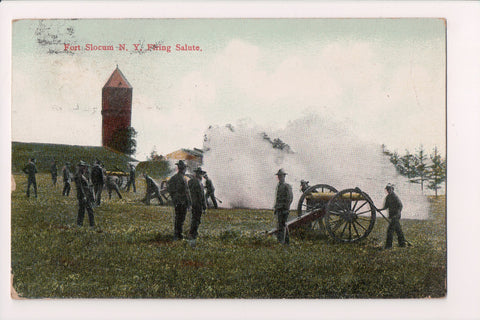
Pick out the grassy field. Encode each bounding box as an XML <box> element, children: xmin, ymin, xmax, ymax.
<box><xmin>11</xmin><ymin>173</ymin><xmax>446</xmax><ymax>299</ymax></box>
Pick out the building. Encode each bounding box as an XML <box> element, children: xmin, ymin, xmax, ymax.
<box><xmin>165</xmin><ymin>148</ymin><xmax>203</xmax><ymax>171</ymax></box>
<box><xmin>102</xmin><ymin>66</ymin><xmax>133</xmax><ymax>150</ymax></box>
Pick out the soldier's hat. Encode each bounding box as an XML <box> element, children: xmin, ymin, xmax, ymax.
<box><xmin>194</xmin><ymin>167</ymin><xmax>206</xmax><ymax>175</ymax></box>
<box><xmin>175</xmin><ymin>160</ymin><xmax>187</xmax><ymax>169</ymax></box>
<box><xmin>300</xmin><ymin>179</ymin><xmax>309</xmax><ymax>185</ymax></box>
<box><xmin>275</xmin><ymin>169</ymin><xmax>287</xmax><ymax>176</ymax></box>
<box><xmin>385</xmin><ymin>183</ymin><xmax>395</xmax><ymax>191</ymax></box>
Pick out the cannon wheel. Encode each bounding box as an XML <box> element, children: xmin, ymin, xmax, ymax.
<box><xmin>297</xmin><ymin>184</ymin><xmax>338</xmax><ymax>232</ymax></box>
<box><xmin>324</xmin><ymin>188</ymin><xmax>376</xmax><ymax>243</ymax></box>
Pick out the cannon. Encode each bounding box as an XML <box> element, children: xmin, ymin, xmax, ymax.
<box><xmin>268</xmin><ymin>184</ymin><xmax>378</xmax><ymax>243</ymax></box>
<box><xmin>105</xmin><ymin>170</ymin><xmax>130</xmax><ymax>189</ymax></box>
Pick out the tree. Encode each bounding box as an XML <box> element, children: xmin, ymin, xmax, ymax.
<box><xmin>109</xmin><ymin>126</ymin><xmax>137</xmax><ymax>155</ymax></box>
<box><xmin>148</xmin><ymin>147</ymin><xmax>165</xmax><ymax>161</ymax></box>
<box><xmin>389</xmin><ymin>151</ymin><xmax>400</xmax><ymax>170</ymax></box>
<box><xmin>411</xmin><ymin>145</ymin><xmax>428</xmax><ymax>192</ymax></box>
<box><xmin>427</xmin><ymin>146</ymin><xmax>446</xmax><ymax>197</ymax></box>
<box><xmin>398</xmin><ymin>150</ymin><xmax>416</xmax><ymax>178</ymax></box>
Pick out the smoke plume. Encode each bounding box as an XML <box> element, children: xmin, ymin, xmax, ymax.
<box><xmin>203</xmin><ymin>114</ymin><xmax>429</xmax><ymax>219</ymax></box>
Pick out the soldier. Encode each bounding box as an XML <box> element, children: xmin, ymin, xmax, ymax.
<box><xmin>167</xmin><ymin>160</ymin><xmax>192</xmax><ymax>240</ymax></box>
<box><xmin>22</xmin><ymin>158</ymin><xmax>38</xmax><ymax>198</ymax></box>
<box><xmin>50</xmin><ymin>159</ymin><xmax>58</xmax><ymax>187</ymax></box>
<box><xmin>300</xmin><ymin>180</ymin><xmax>309</xmax><ymax>193</ymax></box>
<box><xmin>273</xmin><ymin>169</ymin><xmax>293</xmax><ymax>244</ymax></box>
<box><xmin>74</xmin><ymin>161</ymin><xmax>95</xmax><ymax>228</ymax></box>
<box><xmin>142</xmin><ymin>173</ymin><xmax>164</xmax><ymax>205</ymax></box>
<box><xmin>204</xmin><ymin>174</ymin><xmax>218</xmax><ymax>209</ymax></box>
<box><xmin>91</xmin><ymin>160</ymin><xmax>105</xmax><ymax>206</ymax></box>
<box><xmin>379</xmin><ymin>183</ymin><xmax>407</xmax><ymax>249</ymax></box>
<box><xmin>188</xmin><ymin>167</ymin><xmax>207</xmax><ymax>241</ymax></box>
<box><xmin>106</xmin><ymin>174</ymin><xmax>123</xmax><ymax>200</ymax></box>
<box><xmin>125</xmin><ymin>163</ymin><xmax>136</xmax><ymax>193</ymax></box>
<box><xmin>62</xmin><ymin>162</ymin><xmax>72</xmax><ymax>196</ymax></box>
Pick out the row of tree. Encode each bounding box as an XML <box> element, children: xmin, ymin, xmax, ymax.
<box><xmin>382</xmin><ymin>145</ymin><xmax>446</xmax><ymax>197</ymax></box>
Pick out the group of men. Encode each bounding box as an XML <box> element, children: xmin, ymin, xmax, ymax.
<box><xmin>23</xmin><ymin>158</ymin><xmax>136</xmax><ymax>228</ymax></box>
<box><xmin>166</xmin><ymin>160</ymin><xmax>218</xmax><ymax>243</ymax></box>
<box><xmin>276</xmin><ymin>171</ymin><xmax>407</xmax><ymax>248</ymax></box>
<box><xmin>22</xmin><ymin>157</ymin><xmax>406</xmax><ymax>249</ymax></box>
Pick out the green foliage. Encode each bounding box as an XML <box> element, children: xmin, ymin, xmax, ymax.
<box><xmin>427</xmin><ymin>147</ymin><xmax>446</xmax><ymax>197</ymax></box>
<box><xmin>109</xmin><ymin>126</ymin><xmax>137</xmax><ymax>155</ymax></box>
<box><xmin>11</xmin><ymin>174</ymin><xmax>446</xmax><ymax>299</ymax></box>
<box><xmin>410</xmin><ymin>146</ymin><xmax>428</xmax><ymax>191</ymax></box>
<box><xmin>385</xmin><ymin>145</ymin><xmax>445</xmax><ymax>195</ymax></box>
<box><xmin>12</xmin><ymin>142</ymin><xmax>136</xmax><ymax>173</ymax></box>
<box><xmin>136</xmin><ymin>160</ymin><xmax>172</xmax><ymax>179</ymax></box>
<box><xmin>399</xmin><ymin>150</ymin><xmax>416</xmax><ymax>179</ymax></box>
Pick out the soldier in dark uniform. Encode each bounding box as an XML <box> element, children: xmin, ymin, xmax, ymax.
<box><xmin>22</xmin><ymin>158</ymin><xmax>38</xmax><ymax>198</ymax></box>
<box><xmin>204</xmin><ymin>174</ymin><xmax>218</xmax><ymax>209</ymax></box>
<box><xmin>62</xmin><ymin>162</ymin><xmax>72</xmax><ymax>196</ymax></box>
<box><xmin>91</xmin><ymin>160</ymin><xmax>105</xmax><ymax>206</ymax></box>
<box><xmin>75</xmin><ymin>161</ymin><xmax>95</xmax><ymax>228</ymax></box>
<box><xmin>300</xmin><ymin>180</ymin><xmax>309</xmax><ymax>193</ymax></box>
<box><xmin>106</xmin><ymin>175</ymin><xmax>123</xmax><ymax>200</ymax></box>
<box><xmin>188</xmin><ymin>167</ymin><xmax>207</xmax><ymax>241</ymax></box>
<box><xmin>50</xmin><ymin>159</ymin><xmax>58</xmax><ymax>187</ymax></box>
<box><xmin>379</xmin><ymin>184</ymin><xmax>407</xmax><ymax>249</ymax></box>
<box><xmin>167</xmin><ymin>160</ymin><xmax>192</xmax><ymax>240</ymax></box>
<box><xmin>274</xmin><ymin>169</ymin><xmax>293</xmax><ymax>244</ymax></box>
<box><xmin>142</xmin><ymin>173</ymin><xmax>164</xmax><ymax>205</ymax></box>
<box><xmin>126</xmin><ymin>163</ymin><xmax>136</xmax><ymax>193</ymax></box>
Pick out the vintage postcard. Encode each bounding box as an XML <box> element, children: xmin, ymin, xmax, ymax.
<box><xmin>2</xmin><ymin>1</ymin><xmax>479</xmax><ymax>320</ymax></box>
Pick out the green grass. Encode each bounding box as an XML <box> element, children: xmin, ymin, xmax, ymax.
<box><xmin>11</xmin><ymin>173</ymin><xmax>446</xmax><ymax>298</ymax></box>
<box><xmin>12</xmin><ymin>141</ymin><xmax>137</xmax><ymax>174</ymax></box>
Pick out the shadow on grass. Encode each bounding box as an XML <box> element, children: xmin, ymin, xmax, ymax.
<box><xmin>140</xmin><ymin>233</ymin><xmax>177</xmax><ymax>247</ymax></box>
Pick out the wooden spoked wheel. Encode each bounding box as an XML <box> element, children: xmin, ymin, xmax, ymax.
<box><xmin>324</xmin><ymin>188</ymin><xmax>376</xmax><ymax>243</ymax></box>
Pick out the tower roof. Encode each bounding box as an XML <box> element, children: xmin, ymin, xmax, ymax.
<box><xmin>103</xmin><ymin>66</ymin><xmax>132</xmax><ymax>89</ymax></box>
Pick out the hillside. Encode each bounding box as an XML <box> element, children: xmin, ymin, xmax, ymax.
<box><xmin>12</xmin><ymin>142</ymin><xmax>137</xmax><ymax>173</ymax></box>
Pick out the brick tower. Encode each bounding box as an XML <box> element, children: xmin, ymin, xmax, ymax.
<box><xmin>102</xmin><ymin>66</ymin><xmax>133</xmax><ymax>149</ymax></box>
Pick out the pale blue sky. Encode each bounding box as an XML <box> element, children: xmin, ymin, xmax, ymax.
<box><xmin>12</xmin><ymin>18</ymin><xmax>446</xmax><ymax>159</ymax></box>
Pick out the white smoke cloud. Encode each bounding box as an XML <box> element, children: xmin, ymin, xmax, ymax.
<box><xmin>203</xmin><ymin>114</ymin><xmax>430</xmax><ymax>219</ymax></box>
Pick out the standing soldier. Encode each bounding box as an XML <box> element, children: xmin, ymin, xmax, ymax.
<box><xmin>75</xmin><ymin>161</ymin><xmax>96</xmax><ymax>228</ymax></box>
<box><xmin>273</xmin><ymin>169</ymin><xmax>293</xmax><ymax>245</ymax></box>
<box><xmin>300</xmin><ymin>180</ymin><xmax>309</xmax><ymax>193</ymax></box>
<box><xmin>62</xmin><ymin>162</ymin><xmax>72</xmax><ymax>196</ymax></box>
<box><xmin>188</xmin><ymin>167</ymin><xmax>207</xmax><ymax>242</ymax></box>
<box><xmin>50</xmin><ymin>159</ymin><xmax>58</xmax><ymax>187</ymax></box>
<box><xmin>379</xmin><ymin>183</ymin><xmax>407</xmax><ymax>249</ymax></box>
<box><xmin>91</xmin><ymin>160</ymin><xmax>105</xmax><ymax>206</ymax></box>
<box><xmin>167</xmin><ymin>160</ymin><xmax>191</xmax><ymax>240</ymax></box>
<box><xmin>106</xmin><ymin>174</ymin><xmax>123</xmax><ymax>200</ymax></box>
<box><xmin>126</xmin><ymin>163</ymin><xmax>137</xmax><ymax>193</ymax></box>
<box><xmin>142</xmin><ymin>174</ymin><xmax>164</xmax><ymax>205</ymax></box>
<box><xmin>22</xmin><ymin>158</ymin><xmax>38</xmax><ymax>198</ymax></box>
<box><xmin>204</xmin><ymin>174</ymin><xmax>218</xmax><ymax>209</ymax></box>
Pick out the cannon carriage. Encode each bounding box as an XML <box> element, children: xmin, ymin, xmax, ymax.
<box><xmin>105</xmin><ymin>170</ymin><xmax>130</xmax><ymax>189</ymax></box>
<box><xmin>269</xmin><ymin>184</ymin><xmax>378</xmax><ymax>243</ymax></box>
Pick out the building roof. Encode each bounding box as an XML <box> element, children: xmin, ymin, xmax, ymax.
<box><xmin>165</xmin><ymin>148</ymin><xmax>203</xmax><ymax>160</ymax></box>
<box><xmin>103</xmin><ymin>66</ymin><xmax>132</xmax><ymax>89</ymax></box>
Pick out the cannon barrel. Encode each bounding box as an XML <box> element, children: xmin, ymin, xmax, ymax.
<box><xmin>306</xmin><ymin>191</ymin><xmax>366</xmax><ymax>202</ymax></box>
